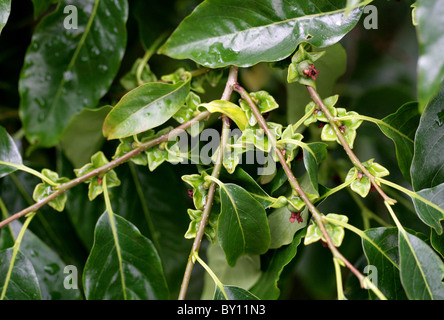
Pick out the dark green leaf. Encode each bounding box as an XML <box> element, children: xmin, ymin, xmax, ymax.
<box><xmin>416</xmin><ymin>0</ymin><xmax>444</xmax><ymax>112</ymax></box>
<box><xmin>399</xmin><ymin>231</ymin><xmax>444</xmax><ymax>300</ymax></box>
<box><xmin>362</xmin><ymin>227</ymin><xmax>407</xmax><ymax>300</ymax></box>
<box><xmin>303</xmin><ymin>142</ymin><xmax>328</xmax><ymax>193</ymax></box>
<box><xmin>103</xmin><ymin>76</ymin><xmax>191</xmax><ymax>139</ymax></box>
<box><xmin>5</xmin><ymin>220</ymin><xmax>81</xmax><ymax>300</ymax></box>
<box><xmin>19</xmin><ymin>0</ymin><xmax>129</xmax><ymax>148</ymax></box>
<box><xmin>412</xmin><ymin>183</ymin><xmax>444</xmax><ymax>235</ymax></box>
<box><xmin>0</xmin><ymin>0</ymin><xmax>10</xmax><ymax>34</ymax></box>
<box><xmin>159</xmin><ymin>0</ymin><xmax>363</xmax><ymax>68</ymax></box>
<box><xmin>60</xmin><ymin>105</ymin><xmax>111</xmax><ymax>168</ymax></box>
<box><xmin>249</xmin><ymin>229</ymin><xmax>305</xmax><ymax>299</ymax></box>
<box><xmin>83</xmin><ymin>211</ymin><xmax>169</xmax><ymax>300</ymax></box>
<box><xmin>431</xmin><ymin>228</ymin><xmax>444</xmax><ymax>259</ymax></box>
<box><xmin>0</xmin><ymin>126</ymin><xmax>22</xmax><ymax>178</ymax></box>
<box><xmin>217</xmin><ymin>183</ymin><xmax>270</xmax><ymax>266</ymax></box>
<box><xmin>214</xmin><ymin>285</ymin><xmax>260</xmax><ymax>300</ymax></box>
<box><xmin>0</xmin><ymin>249</ymin><xmax>41</xmax><ymax>300</ymax></box>
<box><xmin>378</xmin><ymin>102</ymin><xmax>420</xmax><ymax>183</ymax></box>
<box><xmin>411</xmin><ymin>87</ymin><xmax>444</xmax><ymax>190</ymax></box>
<box><xmin>31</xmin><ymin>0</ymin><xmax>59</xmax><ymax>19</ymax></box>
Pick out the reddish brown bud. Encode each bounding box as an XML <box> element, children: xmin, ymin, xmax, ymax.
<box><xmin>339</xmin><ymin>124</ymin><xmax>347</xmax><ymax>134</ymax></box>
<box><xmin>187</xmin><ymin>189</ymin><xmax>194</xmax><ymax>199</ymax></box>
<box><xmin>97</xmin><ymin>177</ymin><xmax>103</xmax><ymax>185</ymax></box>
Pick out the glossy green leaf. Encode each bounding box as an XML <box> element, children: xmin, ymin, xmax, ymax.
<box><xmin>268</xmin><ymin>207</ymin><xmax>308</xmax><ymax>249</ymax></box>
<box><xmin>214</xmin><ymin>285</ymin><xmax>260</xmax><ymax>300</ymax></box>
<box><xmin>0</xmin><ymin>126</ymin><xmax>22</xmax><ymax>178</ymax></box>
<box><xmin>302</xmin><ymin>142</ymin><xmax>328</xmax><ymax>193</ymax></box>
<box><xmin>0</xmin><ymin>249</ymin><xmax>41</xmax><ymax>300</ymax></box>
<box><xmin>411</xmin><ymin>87</ymin><xmax>444</xmax><ymax>190</ymax></box>
<box><xmin>19</xmin><ymin>0</ymin><xmax>129</xmax><ymax>148</ymax></box>
<box><xmin>83</xmin><ymin>211</ymin><xmax>169</xmax><ymax>300</ymax></box>
<box><xmin>362</xmin><ymin>227</ymin><xmax>407</xmax><ymax>300</ymax></box>
<box><xmin>103</xmin><ymin>75</ymin><xmax>191</xmax><ymax>140</ymax></box>
<box><xmin>399</xmin><ymin>231</ymin><xmax>444</xmax><ymax>300</ymax></box>
<box><xmin>250</xmin><ymin>229</ymin><xmax>305</xmax><ymax>299</ymax></box>
<box><xmin>198</xmin><ymin>100</ymin><xmax>248</xmax><ymax>131</ymax></box>
<box><xmin>412</xmin><ymin>183</ymin><xmax>444</xmax><ymax>235</ymax></box>
<box><xmin>159</xmin><ymin>0</ymin><xmax>364</xmax><ymax>68</ymax></box>
<box><xmin>0</xmin><ymin>0</ymin><xmax>10</xmax><ymax>34</ymax></box>
<box><xmin>60</xmin><ymin>105</ymin><xmax>111</xmax><ymax>168</ymax></box>
<box><xmin>3</xmin><ymin>220</ymin><xmax>81</xmax><ymax>300</ymax></box>
<box><xmin>416</xmin><ymin>0</ymin><xmax>444</xmax><ymax>112</ymax></box>
<box><xmin>217</xmin><ymin>183</ymin><xmax>270</xmax><ymax>266</ymax></box>
<box><xmin>377</xmin><ymin>102</ymin><xmax>420</xmax><ymax>183</ymax></box>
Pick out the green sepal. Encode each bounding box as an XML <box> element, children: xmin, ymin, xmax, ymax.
<box><xmin>345</xmin><ymin>159</ymin><xmax>390</xmax><ymax>198</ymax></box>
<box><xmin>239</xmin><ymin>90</ymin><xmax>279</xmax><ymax>126</ymax></box>
<box><xmin>74</xmin><ymin>151</ymin><xmax>121</xmax><ymax>201</ymax></box>
<box><xmin>112</xmin><ymin>130</ymin><xmax>156</xmax><ymax>166</ymax></box>
<box><xmin>145</xmin><ymin>127</ymin><xmax>184</xmax><ymax>171</ymax></box>
<box><xmin>287</xmin><ymin>43</ymin><xmax>325</xmax><ymax>87</ymax></box>
<box><xmin>286</xmin><ymin>189</ymin><xmax>317</xmax><ymax>212</ymax></box>
<box><xmin>240</xmin><ymin>122</ymin><xmax>282</xmax><ymax>153</ymax></box>
<box><xmin>303</xmin><ymin>95</ymin><xmax>339</xmax><ymax>126</ymax></box>
<box><xmin>275</xmin><ymin>125</ymin><xmax>304</xmax><ymax>163</ymax></box>
<box><xmin>119</xmin><ymin>58</ymin><xmax>157</xmax><ymax>91</ymax></box>
<box><xmin>161</xmin><ymin>67</ymin><xmax>190</xmax><ymax>84</ymax></box>
<box><xmin>304</xmin><ymin>213</ymin><xmax>348</xmax><ymax>247</ymax></box>
<box><xmin>205</xmin><ymin>68</ymin><xmax>224</xmax><ymax>87</ymax></box>
<box><xmin>32</xmin><ymin>169</ymin><xmax>70</xmax><ymax>212</ymax></box>
<box><xmin>184</xmin><ymin>207</ymin><xmax>219</xmax><ymax>244</ymax></box>
<box><xmin>182</xmin><ymin>171</ymin><xmax>210</xmax><ymax>210</ymax></box>
<box><xmin>320</xmin><ymin>108</ymin><xmax>363</xmax><ymax>149</ymax></box>
<box><xmin>173</xmin><ymin>91</ymin><xmax>204</xmax><ymax>137</ymax></box>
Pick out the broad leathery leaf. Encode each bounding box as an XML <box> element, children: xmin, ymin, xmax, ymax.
<box><xmin>0</xmin><ymin>249</ymin><xmax>41</xmax><ymax>300</ymax></box>
<box><xmin>103</xmin><ymin>75</ymin><xmax>191</xmax><ymax>139</ymax></box>
<box><xmin>4</xmin><ymin>220</ymin><xmax>81</xmax><ymax>300</ymax></box>
<box><xmin>0</xmin><ymin>0</ymin><xmax>10</xmax><ymax>34</ymax></box>
<box><xmin>399</xmin><ymin>231</ymin><xmax>444</xmax><ymax>300</ymax></box>
<box><xmin>198</xmin><ymin>100</ymin><xmax>248</xmax><ymax>131</ymax></box>
<box><xmin>60</xmin><ymin>105</ymin><xmax>111</xmax><ymax>168</ymax></box>
<box><xmin>83</xmin><ymin>211</ymin><xmax>168</xmax><ymax>300</ymax></box>
<box><xmin>362</xmin><ymin>228</ymin><xmax>407</xmax><ymax>300</ymax></box>
<box><xmin>201</xmin><ymin>243</ymin><xmax>261</xmax><ymax>300</ymax></box>
<box><xmin>0</xmin><ymin>125</ymin><xmax>22</xmax><ymax>178</ymax></box>
<box><xmin>268</xmin><ymin>207</ymin><xmax>308</xmax><ymax>249</ymax></box>
<box><xmin>218</xmin><ymin>183</ymin><xmax>270</xmax><ymax>266</ymax></box>
<box><xmin>378</xmin><ymin>102</ymin><xmax>420</xmax><ymax>183</ymax></box>
<box><xmin>412</xmin><ymin>183</ymin><xmax>444</xmax><ymax>235</ymax></box>
<box><xmin>19</xmin><ymin>0</ymin><xmax>129</xmax><ymax>148</ymax></box>
<box><xmin>214</xmin><ymin>285</ymin><xmax>260</xmax><ymax>300</ymax></box>
<box><xmin>249</xmin><ymin>229</ymin><xmax>306</xmax><ymax>300</ymax></box>
<box><xmin>159</xmin><ymin>0</ymin><xmax>363</xmax><ymax>68</ymax></box>
<box><xmin>411</xmin><ymin>87</ymin><xmax>444</xmax><ymax>190</ymax></box>
<box><xmin>416</xmin><ymin>0</ymin><xmax>444</xmax><ymax>113</ymax></box>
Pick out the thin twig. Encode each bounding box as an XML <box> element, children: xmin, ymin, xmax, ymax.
<box><xmin>233</xmin><ymin>83</ymin><xmax>369</xmax><ymax>289</ymax></box>
<box><xmin>0</xmin><ymin>110</ymin><xmax>211</xmax><ymax>230</ymax></box>
<box><xmin>305</xmin><ymin>85</ymin><xmax>396</xmax><ymax>205</ymax></box>
<box><xmin>178</xmin><ymin>66</ymin><xmax>238</xmax><ymax>300</ymax></box>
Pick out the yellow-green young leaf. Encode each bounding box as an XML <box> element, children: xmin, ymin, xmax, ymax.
<box><xmin>103</xmin><ymin>73</ymin><xmax>191</xmax><ymax>140</ymax></box>
<box><xmin>198</xmin><ymin>100</ymin><xmax>248</xmax><ymax>131</ymax></box>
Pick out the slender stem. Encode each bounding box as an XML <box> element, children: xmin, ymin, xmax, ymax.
<box><xmin>0</xmin><ymin>212</ymin><xmax>36</xmax><ymax>300</ymax></box>
<box><xmin>0</xmin><ymin>110</ymin><xmax>211</xmax><ymax>230</ymax></box>
<box><xmin>178</xmin><ymin>66</ymin><xmax>239</xmax><ymax>300</ymax></box>
<box><xmin>0</xmin><ymin>162</ymin><xmax>58</xmax><ymax>187</ymax></box>
<box><xmin>233</xmin><ymin>83</ymin><xmax>367</xmax><ymax>288</ymax></box>
<box><xmin>305</xmin><ymin>85</ymin><xmax>396</xmax><ymax>205</ymax></box>
<box><xmin>193</xmin><ymin>252</ymin><xmax>228</xmax><ymax>300</ymax></box>
<box><xmin>333</xmin><ymin>258</ymin><xmax>346</xmax><ymax>300</ymax></box>
<box><xmin>103</xmin><ymin>176</ymin><xmax>127</xmax><ymax>300</ymax></box>
<box><xmin>292</xmin><ymin>105</ymin><xmax>315</xmax><ymax>132</ymax></box>
<box><xmin>136</xmin><ymin>34</ymin><xmax>167</xmax><ymax>86</ymax></box>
